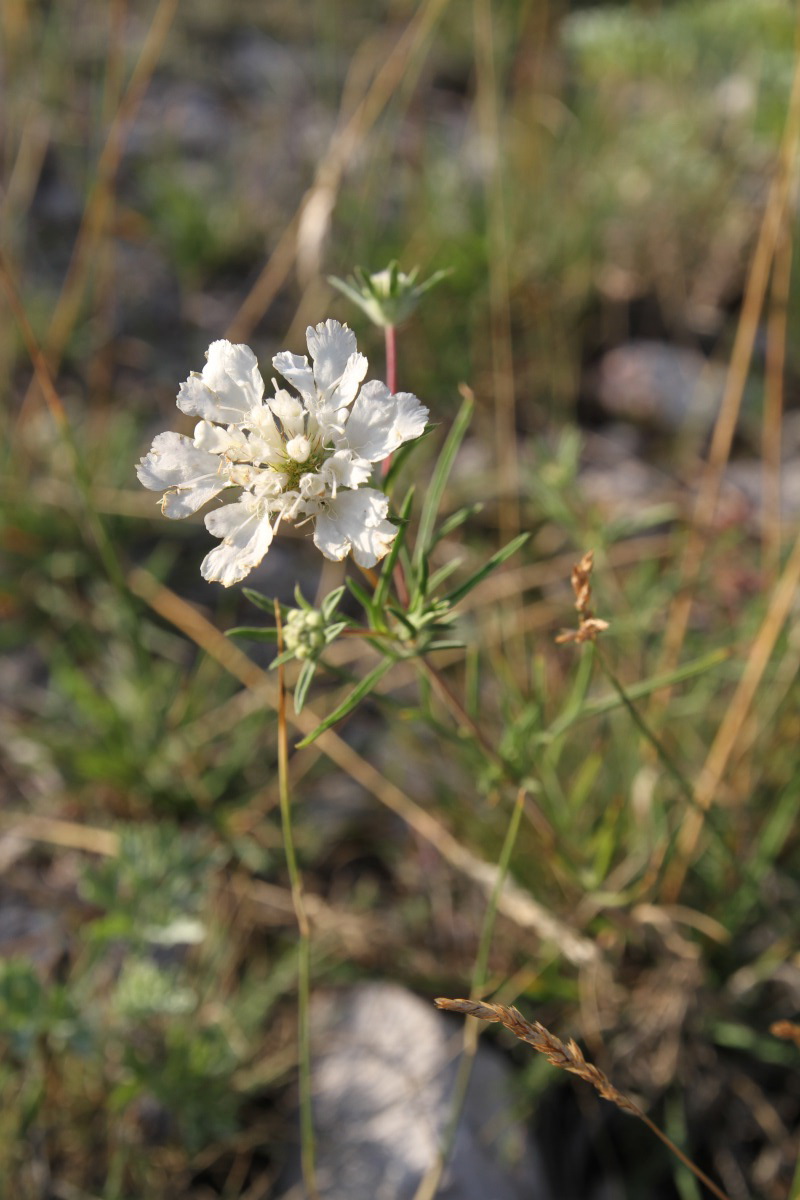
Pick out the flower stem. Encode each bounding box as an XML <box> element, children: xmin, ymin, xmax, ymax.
<box><xmin>275</xmin><ymin>602</ymin><xmax>318</xmax><ymax>1200</ymax></box>
<box><xmin>385</xmin><ymin>322</ymin><xmax>397</xmax><ymax>394</ymax></box>
<box><xmin>382</xmin><ymin>323</ymin><xmax>398</xmax><ymax>478</ymax></box>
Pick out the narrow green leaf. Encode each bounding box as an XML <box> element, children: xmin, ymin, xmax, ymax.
<box><xmin>295</xmin><ymin>658</ymin><xmax>395</xmax><ymax>747</ymax></box>
<box><xmin>545</xmin><ymin>649</ymin><xmax>730</xmax><ymax>739</ymax></box>
<box><xmin>431</xmin><ymin>503</ymin><xmax>483</xmax><ymax>546</ymax></box>
<box><xmin>321</xmin><ymin>585</ymin><xmax>346</xmax><ymax>620</ymax></box>
<box><xmin>374</xmin><ymin>488</ymin><xmax>415</xmax><ymax>611</ymax></box>
<box><xmin>226</xmin><ymin>626</ymin><xmax>279</xmax><ymax>642</ymax></box>
<box><xmin>294</xmin><ymin>584</ymin><xmax>313</xmax><ymax>611</ymax></box>
<box><xmin>383</xmin><ymin>428</ymin><xmax>434</xmax><ymax>494</ymax></box>
<box><xmin>346</xmin><ymin>577</ymin><xmax>377</xmax><ymax>622</ymax></box>
<box><xmin>413</xmin><ymin>394</ymin><xmax>474</xmax><ymax>568</ymax></box>
<box><xmin>270</xmin><ymin>648</ymin><xmax>297</xmax><ymax>669</ymax></box>
<box><xmin>443</xmin><ymin>532</ymin><xmax>530</xmax><ymax>607</ymax></box>
<box><xmin>243</xmin><ymin>588</ymin><xmax>278</xmax><ymax>614</ymax></box>
<box><xmin>427</xmin><ymin>558</ymin><xmax>463</xmax><ymax>594</ymax></box>
<box><xmin>294</xmin><ymin>660</ymin><xmax>317</xmax><ymax>714</ymax></box>
<box><xmin>387</xmin><ymin>605</ymin><xmax>417</xmax><ymax>636</ymax></box>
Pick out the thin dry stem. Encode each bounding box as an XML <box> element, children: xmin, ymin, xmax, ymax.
<box><xmin>762</xmin><ymin>210</ymin><xmax>794</xmax><ymax>576</ymax></box>
<box><xmin>655</xmin><ymin>26</ymin><xmax>800</xmax><ymax>694</ymax></box>
<box><xmin>435</xmin><ymin>999</ymin><xmax>733</xmax><ymax>1200</ymax></box>
<box><xmin>16</xmin><ymin>0</ymin><xmax>179</xmax><ymax>426</ymax></box>
<box><xmin>226</xmin><ymin>0</ymin><xmax>450</xmax><ymax>342</ymax></box>
<box><xmin>663</xmin><ymin>523</ymin><xmax>800</xmax><ymax>899</ymax></box>
<box><xmin>771</xmin><ymin>1020</ymin><xmax>800</xmax><ymax>1050</ymax></box>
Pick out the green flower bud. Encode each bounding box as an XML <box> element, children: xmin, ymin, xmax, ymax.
<box><xmin>328</xmin><ymin>260</ymin><xmax>451</xmax><ymax>329</ymax></box>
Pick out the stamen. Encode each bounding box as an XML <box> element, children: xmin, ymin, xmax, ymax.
<box><xmin>271</xmin><ymin>409</ymin><xmax>287</xmax><ymax>441</ymax></box>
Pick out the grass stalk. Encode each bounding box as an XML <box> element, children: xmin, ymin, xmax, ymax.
<box><xmin>762</xmin><ymin>207</ymin><xmax>793</xmax><ymax>577</ymax></box>
<box><xmin>434</xmin><ymin>999</ymin><xmax>733</xmax><ymax>1200</ymax></box>
<box><xmin>274</xmin><ymin>602</ymin><xmax>319</xmax><ymax>1200</ymax></box>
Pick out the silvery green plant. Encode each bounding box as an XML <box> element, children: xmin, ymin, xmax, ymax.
<box><xmin>137</xmin><ymin>267</ymin><xmax>528</xmax><ymax>738</ymax></box>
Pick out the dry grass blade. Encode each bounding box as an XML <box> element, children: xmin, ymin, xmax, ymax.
<box><xmin>655</xmin><ymin>27</ymin><xmax>800</xmax><ymax>689</ymax></box>
<box><xmin>226</xmin><ymin>0</ymin><xmax>451</xmax><ymax>342</ymax></box>
<box><xmin>663</xmin><ymin>524</ymin><xmax>800</xmax><ymax>900</ymax></box>
<box><xmin>435</xmin><ymin>998</ymin><xmax>733</xmax><ymax>1200</ymax></box>
<box><xmin>16</xmin><ymin>0</ymin><xmax>180</xmax><ymax>426</ymax></box>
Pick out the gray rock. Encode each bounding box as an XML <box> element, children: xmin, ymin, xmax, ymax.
<box><xmin>593</xmin><ymin>341</ymin><xmax>727</xmax><ymax>433</ymax></box>
<box><xmin>279</xmin><ymin>982</ymin><xmax>549</xmax><ymax>1200</ymax></box>
<box><xmin>723</xmin><ymin>458</ymin><xmax>800</xmax><ymax>524</ymax></box>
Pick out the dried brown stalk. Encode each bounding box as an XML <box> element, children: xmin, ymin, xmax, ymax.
<box><xmin>771</xmin><ymin>1020</ymin><xmax>800</xmax><ymax>1050</ymax></box>
<box><xmin>555</xmin><ymin>550</ymin><xmax>610</xmax><ymax>645</ymax></box>
<box><xmin>435</xmin><ymin>998</ymin><xmax>732</xmax><ymax>1200</ymax></box>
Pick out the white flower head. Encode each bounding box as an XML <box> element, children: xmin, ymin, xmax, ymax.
<box><xmin>137</xmin><ymin>321</ymin><xmax>428</xmax><ymax>586</ymax></box>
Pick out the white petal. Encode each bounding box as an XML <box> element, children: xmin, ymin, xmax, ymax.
<box><xmin>177</xmin><ymin>341</ymin><xmax>264</xmax><ymax>423</ymax></box>
<box><xmin>268</xmin><ymin>389</ymin><xmax>306</xmax><ymax>435</ymax></box>
<box><xmin>344</xmin><ymin>381</ymin><xmax>429</xmax><ymax>461</ymax></box>
<box><xmin>328</xmin><ymin>351</ymin><xmax>368</xmax><ymax>408</ymax></box>
<box><xmin>319</xmin><ymin>449</ymin><xmax>371</xmax><ymax>493</ymax></box>
<box><xmin>136</xmin><ymin>431</ymin><xmax>229</xmax><ymax>518</ymax></box>
<box><xmin>272</xmin><ymin>351</ymin><xmax>315</xmax><ymax>402</ymax></box>
<box><xmin>313</xmin><ymin>488</ymin><xmax>396</xmax><ymax>567</ymax></box>
<box><xmin>201</xmin><ymin>499</ymin><xmax>274</xmax><ymax>586</ymax></box>
<box><xmin>193</xmin><ymin>420</ymin><xmax>245</xmax><ymax>456</ymax></box>
<box><xmin>307</xmin><ymin>319</ymin><xmax>356</xmax><ymax>389</ymax></box>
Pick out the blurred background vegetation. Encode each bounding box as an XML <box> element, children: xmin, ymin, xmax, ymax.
<box><xmin>2</xmin><ymin>0</ymin><xmax>800</xmax><ymax>1196</ymax></box>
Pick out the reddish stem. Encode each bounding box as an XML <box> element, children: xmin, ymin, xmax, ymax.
<box><xmin>384</xmin><ymin>323</ymin><xmax>397</xmax><ymax>394</ymax></box>
<box><xmin>380</xmin><ymin>323</ymin><xmax>408</xmax><ymax>605</ymax></box>
<box><xmin>382</xmin><ymin>324</ymin><xmax>398</xmax><ymax>479</ymax></box>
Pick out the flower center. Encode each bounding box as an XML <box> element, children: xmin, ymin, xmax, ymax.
<box><xmin>281</xmin><ymin>443</ymin><xmax>325</xmax><ymax>491</ymax></box>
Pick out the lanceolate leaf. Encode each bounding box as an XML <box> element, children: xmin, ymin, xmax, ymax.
<box><xmin>443</xmin><ymin>533</ymin><xmax>530</xmax><ymax>607</ymax></box>
<box><xmin>296</xmin><ymin>658</ymin><xmax>395</xmax><ymax>747</ymax></box>
<box><xmin>226</xmin><ymin>626</ymin><xmax>279</xmax><ymax>642</ymax></box>
<box><xmin>293</xmin><ymin>659</ymin><xmax>318</xmax><ymax>714</ymax></box>
<box><xmin>374</xmin><ymin>488</ymin><xmax>415</xmax><ymax>611</ymax></box>
<box><xmin>413</xmin><ymin>393</ymin><xmax>474</xmax><ymax>570</ymax></box>
<box><xmin>242</xmin><ymin>588</ymin><xmax>278</xmax><ymax>615</ymax></box>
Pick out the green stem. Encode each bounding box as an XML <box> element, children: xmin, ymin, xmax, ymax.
<box><xmin>275</xmin><ymin>602</ymin><xmax>319</xmax><ymax>1200</ymax></box>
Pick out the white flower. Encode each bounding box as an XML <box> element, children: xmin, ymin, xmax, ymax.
<box><xmin>137</xmin><ymin>321</ymin><xmax>428</xmax><ymax>585</ymax></box>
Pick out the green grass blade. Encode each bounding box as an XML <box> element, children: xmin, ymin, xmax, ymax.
<box><xmin>413</xmin><ymin>394</ymin><xmax>474</xmax><ymax>570</ymax></box>
<box><xmin>545</xmin><ymin>649</ymin><xmax>729</xmax><ymax>740</ymax></box>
